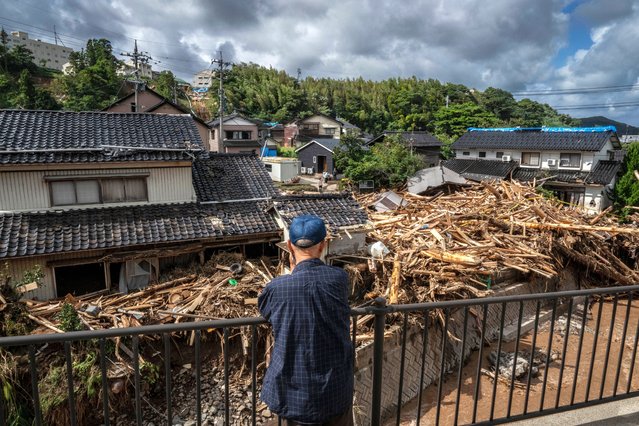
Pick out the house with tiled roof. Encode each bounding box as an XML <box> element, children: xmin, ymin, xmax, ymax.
<box><xmin>367</xmin><ymin>131</ymin><xmax>442</xmax><ymax>167</ymax></box>
<box><xmin>103</xmin><ymin>85</ymin><xmax>213</xmax><ymax>151</ymax></box>
<box><xmin>0</xmin><ymin>110</ymin><xmax>281</xmax><ymax>300</ymax></box>
<box><xmin>450</xmin><ymin>126</ymin><xmax>624</xmax><ymax>213</ymax></box>
<box><xmin>208</xmin><ymin>112</ymin><xmax>262</xmax><ymax>154</ymax></box>
<box><xmin>283</xmin><ymin>114</ymin><xmax>361</xmax><ymax>147</ymax></box>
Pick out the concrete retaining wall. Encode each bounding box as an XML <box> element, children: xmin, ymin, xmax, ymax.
<box><xmin>352</xmin><ymin>272</ymin><xmax>580</xmax><ymax>425</ymax></box>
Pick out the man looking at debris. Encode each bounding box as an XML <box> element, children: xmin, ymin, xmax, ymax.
<box><xmin>258</xmin><ymin>215</ymin><xmax>353</xmax><ymax>425</ymax></box>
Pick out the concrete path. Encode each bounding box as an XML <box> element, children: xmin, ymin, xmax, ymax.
<box><xmin>510</xmin><ymin>396</ymin><xmax>639</xmax><ymax>425</ymax></box>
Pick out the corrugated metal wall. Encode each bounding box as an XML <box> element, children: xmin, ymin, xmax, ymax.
<box><xmin>0</xmin><ymin>166</ymin><xmax>195</xmax><ymax>211</ymax></box>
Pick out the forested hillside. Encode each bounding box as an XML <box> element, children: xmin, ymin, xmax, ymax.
<box><xmin>222</xmin><ymin>63</ymin><xmax>577</xmax><ymax>139</ymax></box>
<box><xmin>2</xmin><ymin>35</ymin><xmax>578</xmax><ymax>141</ymax></box>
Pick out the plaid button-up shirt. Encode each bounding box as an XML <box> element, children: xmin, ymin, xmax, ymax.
<box><xmin>258</xmin><ymin>258</ymin><xmax>353</xmax><ymax>423</ymax></box>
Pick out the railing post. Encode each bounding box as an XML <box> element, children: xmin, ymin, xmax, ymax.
<box><xmin>371</xmin><ymin>297</ymin><xmax>390</xmax><ymax>426</ymax></box>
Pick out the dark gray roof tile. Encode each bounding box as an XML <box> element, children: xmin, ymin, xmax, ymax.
<box><xmin>0</xmin><ymin>110</ymin><xmax>204</xmax><ymax>164</ymax></box>
<box><xmin>273</xmin><ymin>193</ymin><xmax>368</xmax><ymax>231</ymax></box>
<box><xmin>512</xmin><ymin>160</ymin><xmax>622</xmax><ymax>185</ymax></box>
<box><xmin>453</xmin><ymin>128</ymin><xmax>619</xmax><ymax>151</ymax></box>
<box><xmin>442</xmin><ymin>159</ymin><xmax>518</xmax><ymax>181</ymax></box>
<box><xmin>192</xmin><ymin>154</ymin><xmax>278</xmax><ymax>202</ymax></box>
<box><xmin>369</xmin><ymin>131</ymin><xmax>442</xmax><ymax>147</ymax></box>
<box><xmin>0</xmin><ymin>202</ymin><xmax>279</xmax><ymax>259</ymax></box>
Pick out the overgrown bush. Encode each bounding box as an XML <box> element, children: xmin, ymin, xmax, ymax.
<box><xmin>276</xmin><ymin>146</ymin><xmax>297</xmax><ymax>158</ymax></box>
<box><xmin>336</xmin><ymin>135</ymin><xmax>424</xmax><ymax>189</ymax></box>
<box><xmin>57</xmin><ymin>303</ymin><xmax>83</xmax><ymax>332</ymax></box>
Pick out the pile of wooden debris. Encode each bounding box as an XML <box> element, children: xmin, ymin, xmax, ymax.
<box><xmin>355</xmin><ymin>180</ymin><xmax>639</xmax><ymax>304</ymax></box>
<box><xmin>23</xmin><ymin>253</ymin><xmax>276</xmax><ymax>335</ymax></box>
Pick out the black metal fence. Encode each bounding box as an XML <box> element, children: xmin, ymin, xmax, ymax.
<box><xmin>2</xmin><ymin>284</ymin><xmax>639</xmax><ymax>425</ymax></box>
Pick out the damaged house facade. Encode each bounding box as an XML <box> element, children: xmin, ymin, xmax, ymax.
<box><xmin>447</xmin><ymin>126</ymin><xmax>624</xmax><ymax>213</ymax></box>
<box><xmin>0</xmin><ymin>110</ymin><xmax>281</xmax><ymax>300</ymax></box>
<box><xmin>0</xmin><ymin>109</ymin><xmax>371</xmax><ymax>301</ymax></box>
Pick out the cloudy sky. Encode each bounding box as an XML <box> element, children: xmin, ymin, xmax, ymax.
<box><xmin>1</xmin><ymin>0</ymin><xmax>638</xmax><ymax>127</ymax></box>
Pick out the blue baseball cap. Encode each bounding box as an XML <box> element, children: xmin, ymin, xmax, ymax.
<box><xmin>289</xmin><ymin>215</ymin><xmax>327</xmax><ymax>248</ymax></box>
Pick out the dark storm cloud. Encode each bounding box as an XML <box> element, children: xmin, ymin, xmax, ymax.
<box><xmin>0</xmin><ymin>0</ymin><xmax>636</xmax><ymax>124</ymax></box>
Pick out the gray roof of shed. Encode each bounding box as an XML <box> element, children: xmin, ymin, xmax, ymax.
<box><xmin>442</xmin><ymin>158</ymin><xmax>519</xmax><ymax>181</ymax></box>
<box><xmin>453</xmin><ymin>128</ymin><xmax>620</xmax><ymax>152</ymax></box>
<box><xmin>296</xmin><ymin>138</ymin><xmax>341</xmax><ymax>153</ymax></box>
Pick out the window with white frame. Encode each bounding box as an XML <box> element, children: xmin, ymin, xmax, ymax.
<box><xmin>559</xmin><ymin>153</ymin><xmax>581</xmax><ymax>168</ymax></box>
<box><xmin>521</xmin><ymin>152</ymin><xmax>540</xmax><ymax>166</ymax></box>
<box><xmin>324</xmin><ymin>127</ymin><xmax>336</xmax><ymax>136</ymax></box>
<box><xmin>50</xmin><ymin>177</ymin><xmax>147</xmax><ymax>206</ymax></box>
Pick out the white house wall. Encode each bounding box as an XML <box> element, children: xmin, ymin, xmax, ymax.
<box><xmin>584</xmin><ymin>185</ymin><xmax>607</xmax><ymax>215</ymax></box>
<box><xmin>302</xmin><ymin>115</ymin><xmax>342</xmax><ymax>139</ymax></box>
<box><xmin>0</xmin><ymin>166</ymin><xmax>195</xmax><ymax>211</ymax></box>
<box><xmin>455</xmin><ymin>147</ymin><xmax>609</xmax><ymax>173</ymax></box>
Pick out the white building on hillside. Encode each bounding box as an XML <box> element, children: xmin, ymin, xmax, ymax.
<box><xmin>192</xmin><ymin>69</ymin><xmax>214</xmax><ymax>89</ymax></box>
<box><xmin>5</xmin><ymin>31</ymin><xmax>73</xmax><ymax>71</ymax></box>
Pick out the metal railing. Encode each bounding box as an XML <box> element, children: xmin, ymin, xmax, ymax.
<box><xmin>1</xmin><ymin>284</ymin><xmax>639</xmax><ymax>425</ymax></box>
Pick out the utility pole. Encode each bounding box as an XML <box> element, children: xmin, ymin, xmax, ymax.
<box><xmin>53</xmin><ymin>25</ymin><xmax>65</xmax><ymax>46</ymax></box>
<box><xmin>211</xmin><ymin>51</ymin><xmax>232</xmax><ymax>150</ymax></box>
<box><xmin>121</xmin><ymin>40</ymin><xmax>152</xmax><ymax>112</ymax></box>
<box><xmin>0</xmin><ymin>27</ymin><xmax>8</xmax><ymax>73</ymax></box>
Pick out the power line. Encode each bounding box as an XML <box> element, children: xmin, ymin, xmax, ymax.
<box><xmin>513</xmin><ymin>83</ymin><xmax>639</xmax><ymax>96</ymax></box>
<box><xmin>553</xmin><ymin>101</ymin><xmax>639</xmax><ymax>111</ymax></box>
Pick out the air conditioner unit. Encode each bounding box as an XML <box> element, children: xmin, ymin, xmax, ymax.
<box><xmin>501</xmin><ymin>155</ymin><xmax>511</xmax><ymax>162</ymax></box>
<box><xmin>307</xmin><ymin>168</ymin><xmax>314</xmax><ymax>175</ymax></box>
<box><xmin>300</xmin><ymin>167</ymin><xmax>306</xmax><ymax>174</ymax></box>
<box><xmin>547</xmin><ymin>159</ymin><xmax>558</xmax><ymax>167</ymax></box>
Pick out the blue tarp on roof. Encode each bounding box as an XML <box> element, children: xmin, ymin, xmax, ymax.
<box><xmin>468</xmin><ymin>126</ymin><xmax>617</xmax><ymax>133</ymax></box>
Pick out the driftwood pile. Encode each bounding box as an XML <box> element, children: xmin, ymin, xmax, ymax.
<box><xmin>356</xmin><ymin>180</ymin><xmax>639</xmax><ymax>305</ymax></box>
<box><xmin>24</xmin><ymin>253</ymin><xmax>275</xmax><ymax>335</ymax></box>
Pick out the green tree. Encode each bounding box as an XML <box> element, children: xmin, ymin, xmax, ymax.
<box><xmin>153</xmin><ymin>70</ymin><xmax>177</xmax><ymax>100</ymax></box>
<box><xmin>341</xmin><ymin>136</ymin><xmax>424</xmax><ymax>188</ymax></box>
<box><xmin>333</xmin><ymin>133</ymin><xmax>367</xmax><ymax>173</ymax></box>
<box><xmin>479</xmin><ymin>87</ymin><xmax>517</xmax><ymax>122</ymax></box>
<box><xmin>14</xmin><ymin>69</ymin><xmax>37</xmax><ymax>109</ymax></box>
<box><xmin>5</xmin><ymin>45</ymin><xmax>38</xmax><ymax>74</ymax></box>
<box><xmin>433</xmin><ymin>103</ymin><xmax>499</xmax><ymax>138</ymax></box>
<box><xmin>55</xmin><ymin>38</ymin><xmax>124</xmax><ymax>110</ymax></box>
<box><xmin>614</xmin><ymin>142</ymin><xmax>639</xmax><ymax>210</ymax></box>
